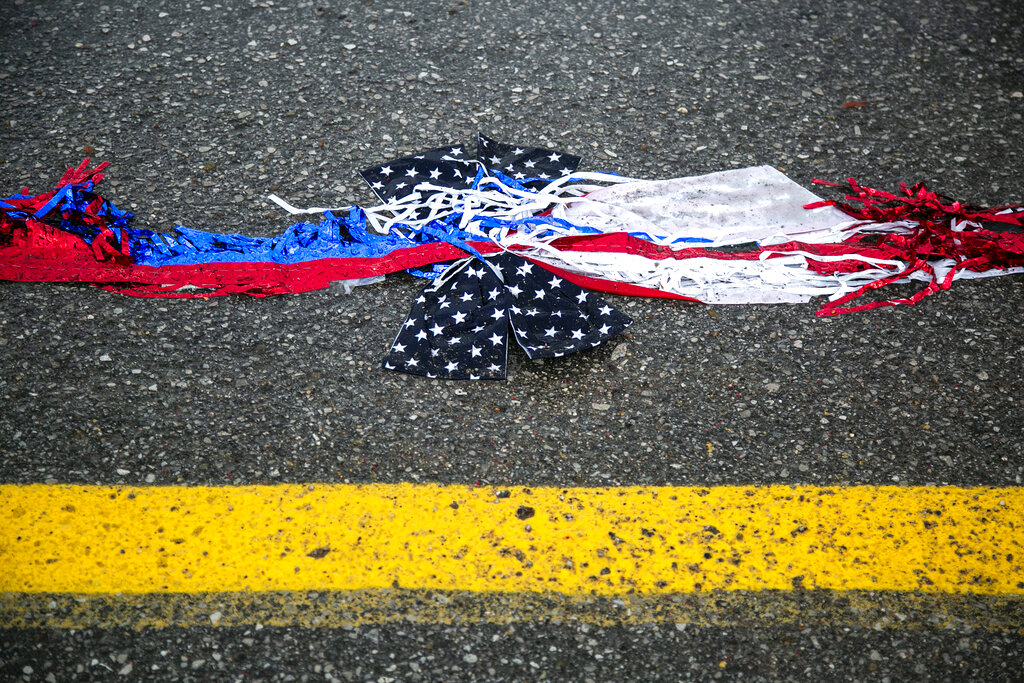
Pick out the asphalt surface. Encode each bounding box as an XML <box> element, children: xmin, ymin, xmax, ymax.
<box><xmin>2</xmin><ymin>0</ymin><xmax>1023</xmax><ymax>680</ymax></box>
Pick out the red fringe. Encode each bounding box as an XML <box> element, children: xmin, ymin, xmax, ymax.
<box><xmin>805</xmin><ymin>178</ymin><xmax>1024</xmax><ymax>316</ymax></box>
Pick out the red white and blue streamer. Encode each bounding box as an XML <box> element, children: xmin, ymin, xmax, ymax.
<box><xmin>3</xmin><ymin>136</ymin><xmax>1022</xmax><ymax>379</ymax></box>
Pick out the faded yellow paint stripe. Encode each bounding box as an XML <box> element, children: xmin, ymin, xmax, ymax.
<box><xmin>4</xmin><ymin>590</ymin><xmax>1024</xmax><ymax>632</ymax></box>
<box><xmin>1</xmin><ymin>484</ymin><xmax>1022</xmax><ymax>595</ymax></box>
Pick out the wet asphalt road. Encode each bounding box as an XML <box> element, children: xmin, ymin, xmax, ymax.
<box><xmin>2</xmin><ymin>0</ymin><xmax>1023</xmax><ymax>680</ymax></box>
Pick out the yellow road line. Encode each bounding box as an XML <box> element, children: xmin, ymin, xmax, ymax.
<box><xmin>1</xmin><ymin>484</ymin><xmax>1022</xmax><ymax>595</ymax></box>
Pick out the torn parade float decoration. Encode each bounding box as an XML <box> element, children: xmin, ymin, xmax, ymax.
<box><xmin>2</xmin><ymin>133</ymin><xmax>1022</xmax><ymax>380</ymax></box>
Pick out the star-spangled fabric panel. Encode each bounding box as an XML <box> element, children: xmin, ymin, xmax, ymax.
<box><xmin>382</xmin><ymin>257</ymin><xmax>511</xmax><ymax>380</ymax></box>
<box><xmin>359</xmin><ymin>145</ymin><xmax>475</xmax><ymax>203</ymax></box>
<box><xmin>476</xmin><ymin>133</ymin><xmax>582</xmax><ymax>185</ymax></box>
<box><xmin>505</xmin><ymin>258</ymin><xmax>632</xmax><ymax>360</ymax></box>
<box><xmin>381</xmin><ymin>251</ymin><xmax>632</xmax><ymax>380</ymax></box>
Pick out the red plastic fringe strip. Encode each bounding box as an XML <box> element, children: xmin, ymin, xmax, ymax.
<box><xmin>805</xmin><ymin>179</ymin><xmax>1024</xmax><ymax>316</ymax></box>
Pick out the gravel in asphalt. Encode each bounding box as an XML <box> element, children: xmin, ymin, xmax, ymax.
<box><xmin>1</xmin><ymin>0</ymin><xmax>1022</xmax><ymax>680</ymax></box>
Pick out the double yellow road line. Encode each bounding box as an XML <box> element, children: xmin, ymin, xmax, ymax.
<box><xmin>2</xmin><ymin>484</ymin><xmax>1022</xmax><ymax>629</ymax></box>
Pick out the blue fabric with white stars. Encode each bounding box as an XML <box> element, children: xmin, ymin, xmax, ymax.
<box><xmin>381</xmin><ymin>251</ymin><xmax>632</xmax><ymax>380</ymax></box>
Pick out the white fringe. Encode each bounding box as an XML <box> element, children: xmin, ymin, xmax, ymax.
<box><xmin>268</xmin><ymin>166</ymin><xmax>1020</xmax><ymax>305</ymax></box>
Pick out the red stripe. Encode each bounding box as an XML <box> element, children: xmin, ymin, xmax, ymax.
<box><xmin>1</xmin><ymin>221</ymin><xmax>503</xmax><ymax>297</ymax></box>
